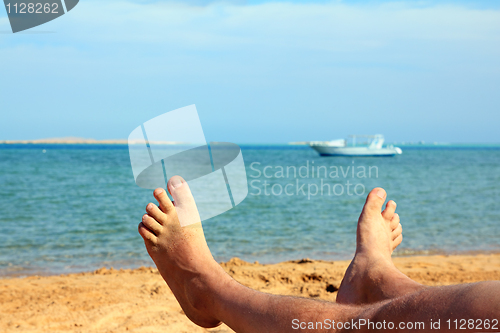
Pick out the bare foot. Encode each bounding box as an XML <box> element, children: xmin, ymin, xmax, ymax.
<box><xmin>138</xmin><ymin>176</ymin><xmax>230</xmax><ymax>328</ymax></box>
<box><xmin>336</xmin><ymin>188</ymin><xmax>425</xmax><ymax>305</ymax></box>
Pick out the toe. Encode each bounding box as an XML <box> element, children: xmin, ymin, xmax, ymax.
<box><xmin>392</xmin><ymin>234</ymin><xmax>403</xmax><ymax>251</ymax></box>
<box><xmin>392</xmin><ymin>223</ymin><xmax>402</xmax><ymax>241</ymax></box>
<box><xmin>167</xmin><ymin>176</ymin><xmax>194</xmax><ymax>208</ymax></box>
<box><xmin>138</xmin><ymin>222</ymin><xmax>158</xmax><ymax>244</ymax></box>
<box><xmin>154</xmin><ymin>188</ymin><xmax>174</xmax><ymax>213</ymax></box>
<box><xmin>146</xmin><ymin>202</ymin><xmax>167</xmax><ymax>225</ymax></box>
<box><xmin>390</xmin><ymin>213</ymin><xmax>400</xmax><ymax>230</ymax></box>
<box><xmin>168</xmin><ymin>175</ymin><xmax>201</xmax><ymax>227</ymax></box>
<box><xmin>142</xmin><ymin>214</ymin><xmax>163</xmax><ymax>235</ymax></box>
<box><xmin>362</xmin><ymin>187</ymin><xmax>387</xmax><ymax>214</ymax></box>
<box><xmin>382</xmin><ymin>200</ymin><xmax>397</xmax><ymax>221</ymax></box>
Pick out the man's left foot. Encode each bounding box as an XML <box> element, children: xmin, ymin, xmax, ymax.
<box><xmin>336</xmin><ymin>188</ymin><xmax>425</xmax><ymax>305</ymax></box>
<box><xmin>138</xmin><ymin>176</ymin><xmax>230</xmax><ymax>328</ymax></box>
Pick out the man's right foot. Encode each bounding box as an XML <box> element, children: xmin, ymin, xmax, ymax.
<box><xmin>336</xmin><ymin>188</ymin><xmax>425</xmax><ymax>305</ymax></box>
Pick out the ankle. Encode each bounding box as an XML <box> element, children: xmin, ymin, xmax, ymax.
<box><xmin>187</xmin><ymin>264</ymin><xmax>237</xmax><ymax>319</ymax></box>
<box><xmin>208</xmin><ymin>273</ymin><xmax>247</xmax><ymax>322</ymax></box>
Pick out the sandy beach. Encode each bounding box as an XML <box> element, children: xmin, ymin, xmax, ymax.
<box><xmin>1</xmin><ymin>253</ymin><xmax>499</xmax><ymax>332</ymax></box>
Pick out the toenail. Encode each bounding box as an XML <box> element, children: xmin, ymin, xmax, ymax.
<box><xmin>376</xmin><ymin>189</ymin><xmax>385</xmax><ymax>198</ymax></box>
<box><xmin>154</xmin><ymin>188</ymin><xmax>163</xmax><ymax>196</ymax></box>
<box><xmin>171</xmin><ymin>177</ymin><xmax>183</xmax><ymax>188</ymax></box>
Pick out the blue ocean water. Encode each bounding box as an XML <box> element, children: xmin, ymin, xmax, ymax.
<box><xmin>0</xmin><ymin>144</ymin><xmax>499</xmax><ymax>276</ymax></box>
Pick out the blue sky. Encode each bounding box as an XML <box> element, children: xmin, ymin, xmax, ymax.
<box><xmin>1</xmin><ymin>0</ymin><xmax>499</xmax><ymax>143</ymax></box>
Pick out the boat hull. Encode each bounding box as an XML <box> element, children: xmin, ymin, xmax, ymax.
<box><xmin>311</xmin><ymin>146</ymin><xmax>402</xmax><ymax>156</ymax></box>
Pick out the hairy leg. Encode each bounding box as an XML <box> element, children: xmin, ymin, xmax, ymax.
<box><xmin>337</xmin><ymin>188</ymin><xmax>426</xmax><ymax>305</ymax></box>
<box><xmin>358</xmin><ymin>280</ymin><xmax>500</xmax><ymax>333</ymax></box>
<box><xmin>177</xmin><ymin>267</ymin><xmax>499</xmax><ymax>333</ymax></box>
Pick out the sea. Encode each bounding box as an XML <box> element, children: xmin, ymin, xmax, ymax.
<box><xmin>0</xmin><ymin>144</ymin><xmax>499</xmax><ymax>276</ymax></box>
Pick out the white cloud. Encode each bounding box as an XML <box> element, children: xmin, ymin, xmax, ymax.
<box><xmin>3</xmin><ymin>1</ymin><xmax>500</xmax><ymax>67</ymax></box>
<box><xmin>43</xmin><ymin>0</ymin><xmax>500</xmax><ymax>76</ymax></box>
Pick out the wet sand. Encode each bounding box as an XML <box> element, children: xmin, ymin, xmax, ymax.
<box><xmin>1</xmin><ymin>254</ymin><xmax>499</xmax><ymax>332</ymax></box>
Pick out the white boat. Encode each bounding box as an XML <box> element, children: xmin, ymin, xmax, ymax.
<box><xmin>309</xmin><ymin>135</ymin><xmax>402</xmax><ymax>157</ymax></box>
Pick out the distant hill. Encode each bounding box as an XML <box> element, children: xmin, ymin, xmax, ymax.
<box><xmin>0</xmin><ymin>137</ymin><xmax>180</xmax><ymax>145</ymax></box>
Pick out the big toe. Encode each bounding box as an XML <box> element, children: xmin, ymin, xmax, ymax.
<box><xmin>362</xmin><ymin>188</ymin><xmax>387</xmax><ymax>215</ymax></box>
<box><xmin>168</xmin><ymin>176</ymin><xmax>201</xmax><ymax>227</ymax></box>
